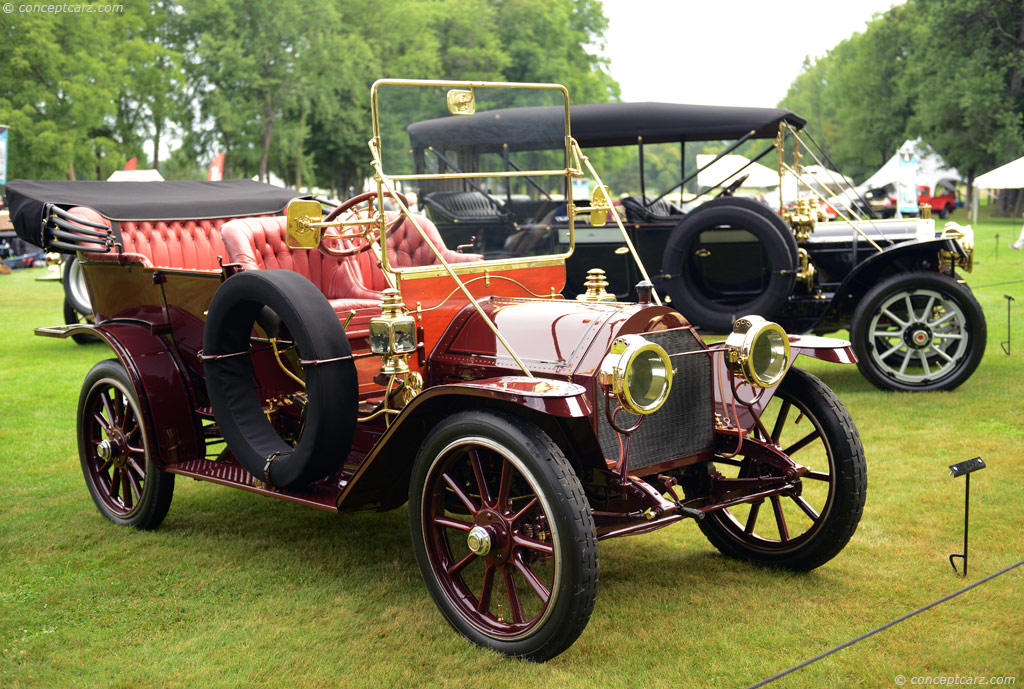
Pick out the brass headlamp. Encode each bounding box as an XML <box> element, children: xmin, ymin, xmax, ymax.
<box><xmin>599</xmin><ymin>334</ymin><xmax>673</xmax><ymax>415</ymax></box>
<box><xmin>369</xmin><ymin>289</ymin><xmax>417</xmax><ymax>375</ymax></box>
<box><xmin>723</xmin><ymin>315</ymin><xmax>790</xmax><ymax>388</ymax></box>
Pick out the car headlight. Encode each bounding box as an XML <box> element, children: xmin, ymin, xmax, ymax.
<box><xmin>599</xmin><ymin>334</ymin><xmax>673</xmax><ymax>415</ymax></box>
<box><xmin>724</xmin><ymin>315</ymin><xmax>790</xmax><ymax>388</ymax></box>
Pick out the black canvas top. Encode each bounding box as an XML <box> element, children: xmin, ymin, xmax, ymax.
<box><xmin>407</xmin><ymin>102</ymin><xmax>806</xmax><ymax>152</ymax></box>
<box><xmin>5</xmin><ymin>179</ymin><xmax>305</xmax><ymax>247</ymax></box>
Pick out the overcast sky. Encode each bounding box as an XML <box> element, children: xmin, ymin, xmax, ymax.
<box><xmin>598</xmin><ymin>0</ymin><xmax>903</xmax><ymax>107</ymax></box>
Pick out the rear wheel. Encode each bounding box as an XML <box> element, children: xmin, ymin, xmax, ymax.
<box><xmin>63</xmin><ymin>298</ymin><xmax>99</xmax><ymax>345</ymax></box>
<box><xmin>694</xmin><ymin>368</ymin><xmax>865</xmax><ymax>570</ymax></box>
<box><xmin>850</xmin><ymin>272</ymin><xmax>985</xmax><ymax>391</ymax></box>
<box><xmin>409</xmin><ymin>410</ymin><xmax>598</xmax><ymax>661</ymax></box>
<box><xmin>77</xmin><ymin>359</ymin><xmax>174</xmax><ymax>529</ymax></box>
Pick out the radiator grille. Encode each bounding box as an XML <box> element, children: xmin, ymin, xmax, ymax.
<box><xmin>597</xmin><ymin>328</ymin><xmax>714</xmax><ymax>471</ymax></box>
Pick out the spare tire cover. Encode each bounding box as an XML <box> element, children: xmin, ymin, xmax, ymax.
<box><xmin>203</xmin><ymin>269</ymin><xmax>358</xmax><ymax>489</ymax></box>
<box><xmin>662</xmin><ymin>197</ymin><xmax>798</xmax><ymax>333</ymax></box>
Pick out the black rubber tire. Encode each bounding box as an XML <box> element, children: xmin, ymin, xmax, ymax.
<box><xmin>662</xmin><ymin>196</ymin><xmax>797</xmax><ymax>333</ymax></box>
<box><xmin>78</xmin><ymin>359</ymin><xmax>175</xmax><ymax>529</ymax></box>
<box><xmin>695</xmin><ymin>367</ymin><xmax>865</xmax><ymax>570</ymax></box>
<box><xmin>63</xmin><ymin>298</ymin><xmax>100</xmax><ymax>345</ymax></box>
<box><xmin>850</xmin><ymin>272</ymin><xmax>986</xmax><ymax>392</ymax></box>
<box><xmin>62</xmin><ymin>256</ymin><xmax>93</xmax><ymax>316</ymax></box>
<box><xmin>203</xmin><ymin>269</ymin><xmax>358</xmax><ymax>489</ymax></box>
<box><xmin>409</xmin><ymin>410</ymin><xmax>598</xmax><ymax>661</ymax></box>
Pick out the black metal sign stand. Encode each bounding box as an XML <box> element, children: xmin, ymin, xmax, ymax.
<box><xmin>948</xmin><ymin>457</ymin><xmax>986</xmax><ymax>577</ymax></box>
<box><xmin>1001</xmin><ymin>294</ymin><xmax>1014</xmax><ymax>355</ymax></box>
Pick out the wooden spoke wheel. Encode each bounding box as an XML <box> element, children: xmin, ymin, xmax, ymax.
<box><xmin>697</xmin><ymin>367</ymin><xmax>866</xmax><ymax>570</ymax></box>
<box><xmin>77</xmin><ymin>360</ymin><xmax>174</xmax><ymax>529</ymax></box>
<box><xmin>409</xmin><ymin>411</ymin><xmax>597</xmax><ymax>661</ymax></box>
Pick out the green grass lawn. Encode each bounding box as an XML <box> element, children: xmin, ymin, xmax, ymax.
<box><xmin>1</xmin><ymin>212</ymin><xmax>1022</xmax><ymax>688</ymax></box>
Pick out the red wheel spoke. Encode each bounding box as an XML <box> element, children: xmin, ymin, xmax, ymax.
<box><xmin>124</xmin><ymin>422</ymin><xmax>139</xmax><ymax>440</ymax></box>
<box><xmin>109</xmin><ymin>468</ymin><xmax>121</xmax><ymax>501</ymax></box>
<box><xmin>433</xmin><ymin>515</ymin><xmax>473</xmax><ymax>532</ymax></box>
<box><xmin>496</xmin><ymin>460</ymin><xmax>513</xmax><ymax>514</ymax></box>
<box><xmin>469</xmin><ymin>450</ymin><xmax>493</xmax><ymax>508</ymax></box>
<box><xmin>770</xmin><ymin>401</ymin><xmax>791</xmax><ymax>445</ymax></box>
<box><xmin>744</xmin><ymin>500</ymin><xmax>762</xmax><ymax>535</ymax></box>
<box><xmin>804</xmin><ymin>470</ymin><xmax>830</xmax><ymax>482</ymax></box>
<box><xmin>512</xmin><ymin>534</ymin><xmax>554</xmax><ymax>555</ymax></box>
<box><xmin>446</xmin><ymin>551</ymin><xmax>476</xmax><ymax>576</ymax></box>
<box><xmin>512</xmin><ymin>553</ymin><xmax>551</xmax><ymax>605</ymax></box>
<box><xmin>791</xmin><ymin>495</ymin><xmax>819</xmax><ymax>521</ymax></box>
<box><xmin>99</xmin><ymin>393</ymin><xmax>115</xmax><ymax>429</ymax></box>
<box><xmin>126</xmin><ymin>457</ymin><xmax>145</xmax><ymax>478</ymax></box>
<box><xmin>500</xmin><ymin>566</ymin><xmax>524</xmax><ymax>624</ymax></box>
<box><xmin>770</xmin><ymin>495</ymin><xmax>789</xmax><ymax>541</ymax></box>
<box><xmin>441</xmin><ymin>472</ymin><xmax>479</xmax><ymax>513</ymax></box>
<box><xmin>477</xmin><ymin>565</ymin><xmax>495</xmax><ymax>614</ymax></box>
<box><xmin>113</xmin><ymin>393</ymin><xmax>125</xmax><ymax>427</ymax></box>
<box><xmin>510</xmin><ymin>496</ymin><xmax>539</xmax><ymax>524</ymax></box>
<box><xmin>783</xmin><ymin>429</ymin><xmax>821</xmax><ymax>456</ymax></box>
<box><xmin>121</xmin><ymin>471</ymin><xmax>134</xmax><ymax>508</ymax></box>
<box><xmin>92</xmin><ymin>411</ymin><xmax>112</xmax><ymax>435</ymax></box>
<box><xmin>125</xmin><ymin>444</ymin><xmax>145</xmax><ymax>456</ymax></box>
<box><xmin>126</xmin><ymin>469</ymin><xmax>142</xmax><ymax>504</ymax></box>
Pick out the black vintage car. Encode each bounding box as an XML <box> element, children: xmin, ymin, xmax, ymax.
<box><xmin>406</xmin><ymin>102</ymin><xmax>984</xmax><ymax>392</ymax></box>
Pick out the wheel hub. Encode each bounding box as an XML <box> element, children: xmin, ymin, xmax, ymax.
<box><xmin>466</xmin><ymin>526</ymin><xmax>492</xmax><ymax>556</ymax></box>
<box><xmin>904</xmin><ymin>323</ymin><xmax>933</xmax><ymax>349</ymax></box>
<box><xmin>98</xmin><ymin>432</ymin><xmax>127</xmax><ymax>468</ymax></box>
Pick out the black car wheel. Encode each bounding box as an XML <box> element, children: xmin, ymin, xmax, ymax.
<box><xmin>850</xmin><ymin>272</ymin><xmax>986</xmax><ymax>391</ymax></box>
<box><xmin>62</xmin><ymin>255</ymin><xmax>93</xmax><ymax>316</ymax></box>
<box><xmin>78</xmin><ymin>359</ymin><xmax>175</xmax><ymax>529</ymax></box>
<box><xmin>662</xmin><ymin>197</ymin><xmax>797</xmax><ymax>333</ymax></box>
<box><xmin>63</xmin><ymin>297</ymin><xmax>100</xmax><ymax>344</ymax></box>
<box><xmin>693</xmin><ymin>367</ymin><xmax>866</xmax><ymax>570</ymax></box>
<box><xmin>409</xmin><ymin>410</ymin><xmax>598</xmax><ymax>661</ymax></box>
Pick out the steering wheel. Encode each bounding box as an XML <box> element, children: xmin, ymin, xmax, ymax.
<box><xmin>717</xmin><ymin>174</ymin><xmax>750</xmax><ymax>198</ymax></box>
<box><xmin>319</xmin><ymin>190</ymin><xmax>411</xmax><ymax>258</ymax></box>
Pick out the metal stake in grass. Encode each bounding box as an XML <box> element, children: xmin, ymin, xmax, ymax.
<box><xmin>948</xmin><ymin>456</ymin><xmax>986</xmax><ymax>577</ymax></box>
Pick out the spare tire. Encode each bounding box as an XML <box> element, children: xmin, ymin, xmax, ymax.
<box><xmin>203</xmin><ymin>269</ymin><xmax>358</xmax><ymax>489</ymax></box>
<box><xmin>661</xmin><ymin>197</ymin><xmax>798</xmax><ymax>333</ymax></box>
<box><xmin>62</xmin><ymin>256</ymin><xmax>93</xmax><ymax>316</ymax></box>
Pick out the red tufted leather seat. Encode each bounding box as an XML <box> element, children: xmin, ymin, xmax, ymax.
<box><xmin>220</xmin><ymin>216</ymin><xmax>385</xmax><ymax>313</ymax></box>
<box><xmin>384</xmin><ymin>212</ymin><xmax>483</xmax><ymax>267</ymax></box>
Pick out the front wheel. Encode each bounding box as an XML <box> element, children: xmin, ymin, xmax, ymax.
<box><xmin>693</xmin><ymin>368</ymin><xmax>866</xmax><ymax>570</ymax></box>
<box><xmin>409</xmin><ymin>410</ymin><xmax>598</xmax><ymax>661</ymax></box>
<box><xmin>850</xmin><ymin>272</ymin><xmax>986</xmax><ymax>391</ymax></box>
<box><xmin>77</xmin><ymin>359</ymin><xmax>174</xmax><ymax>529</ymax></box>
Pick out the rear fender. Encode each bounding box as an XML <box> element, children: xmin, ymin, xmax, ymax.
<box><xmin>35</xmin><ymin>322</ymin><xmax>202</xmax><ymax>466</ymax></box>
<box><xmin>337</xmin><ymin>377</ymin><xmax>602</xmax><ymax>511</ymax></box>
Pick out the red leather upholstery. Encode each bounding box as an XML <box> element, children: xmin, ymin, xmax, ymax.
<box><xmin>74</xmin><ymin>206</ymin><xmax>237</xmax><ymax>271</ymax></box>
<box><xmin>385</xmin><ymin>212</ymin><xmax>483</xmax><ymax>267</ymax></box>
<box><xmin>220</xmin><ymin>216</ymin><xmax>382</xmax><ymax>311</ymax></box>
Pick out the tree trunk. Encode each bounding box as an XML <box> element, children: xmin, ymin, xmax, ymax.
<box><xmin>153</xmin><ymin>118</ymin><xmax>162</xmax><ymax>172</ymax></box>
<box><xmin>68</xmin><ymin>160</ymin><xmax>76</xmax><ymax>181</ymax></box>
<box><xmin>259</xmin><ymin>94</ymin><xmax>276</xmax><ymax>183</ymax></box>
<box><xmin>223</xmin><ymin>133</ymin><xmax>232</xmax><ymax>179</ymax></box>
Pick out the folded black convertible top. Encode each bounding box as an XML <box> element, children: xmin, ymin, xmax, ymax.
<box><xmin>4</xmin><ymin>179</ymin><xmax>305</xmax><ymax>247</ymax></box>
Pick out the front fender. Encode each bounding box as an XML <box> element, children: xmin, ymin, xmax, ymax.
<box><xmin>336</xmin><ymin>376</ymin><xmax>594</xmax><ymax>511</ymax></box>
<box><xmin>36</xmin><ymin>321</ymin><xmax>202</xmax><ymax>466</ymax></box>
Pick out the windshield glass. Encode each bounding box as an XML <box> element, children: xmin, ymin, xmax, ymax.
<box><xmin>371</xmin><ymin>81</ymin><xmax>574</xmax><ymax>270</ymax></box>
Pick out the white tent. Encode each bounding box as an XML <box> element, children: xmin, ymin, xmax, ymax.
<box><xmin>107</xmin><ymin>169</ymin><xmax>165</xmax><ymax>182</ymax></box>
<box><xmin>974</xmin><ymin>156</ymin><xmax>1024</xmax><ymax>189</ymax></box>
<box><xmin>696</xmin><ymin>154</ymin><xmax>780</xmax><ymax>189</ymax></box>
<box><xmin>971</xmin><ymin>155</ymin><xmax>1024</xmax><ymax>223</ymax></box>
<box><xmin>859</xmin><ymin>139</ymin><xmax>960</xmax><ymax>194</ymax></box>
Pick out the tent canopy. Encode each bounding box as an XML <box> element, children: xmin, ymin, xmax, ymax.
<box><xmin>859</xmin><ymin>139</ymin><xmax>960</xmax><ymax>194</ymax></box>
<box><xmin>695</xmin><ymin>154</ymin><xmax>779</xmax><ymax>188</ymax></box>
<box><xmin>975</xmin><ymin>156</ymin><xmax>1024</xmax><ymax>189</ymax></box>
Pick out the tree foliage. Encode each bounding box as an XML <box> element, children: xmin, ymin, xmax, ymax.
<box><xmin>0</xmin><ymin>0</ymin><xmax>618</xmax><ymax>194</ymax></box>
<box><xmin>780</xmin><ymin>0</ymin><xmax>1024</xmax><ymax>207</ymax></box>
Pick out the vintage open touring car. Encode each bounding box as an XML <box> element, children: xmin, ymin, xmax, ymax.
<box><xmin>406</xmin><ymin>102</ymin><xmax>984</xmax><ymax>392</ymax></box>
<box><xmin>7</xmin><ymin>80</ymin><xmax>867</xmax><ymax>661</ymax></box>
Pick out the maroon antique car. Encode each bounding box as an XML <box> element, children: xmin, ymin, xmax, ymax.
<box><xmin>7</xmin><ymin>80</ymin><xmax>866</xmax><ymax>661</ymax></box>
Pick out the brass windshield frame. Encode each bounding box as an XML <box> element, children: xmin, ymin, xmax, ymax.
<box><xmin>369</xmin><ymin>79</ymin><xmax>577</xmax><ymax>281</ymax></box>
